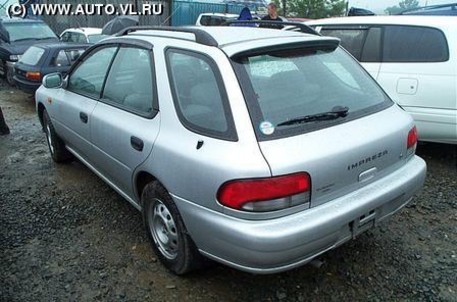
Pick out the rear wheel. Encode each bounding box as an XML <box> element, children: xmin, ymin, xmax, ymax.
<box><xmin>142</xmin><ymin>182</ymin><xmax>203</xmax><ymax>275</ymax></box>
<box><xmin>43</xmin><ymin>110</ymin><xmax>72</xmax><ymax>163</ymax></box>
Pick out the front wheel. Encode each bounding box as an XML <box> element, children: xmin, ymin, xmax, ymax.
<box><xmin>43</xmin><ymin>110</ymin><xmax>72</xmax><ymax>163</ymax></box>
<box><xmin>142</xmin><ymin>182</ymin><xmax>203</xmax><ymax>275</ymax></box>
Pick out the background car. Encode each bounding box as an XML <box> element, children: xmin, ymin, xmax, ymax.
<box><xmin>60</xmin><ymin>27</ymin><xmax>107</xmax><ymax>44</ymax></box>
<box><xmin>14</xmin><ymin>43</ymin><xmax>89</xmax><ymax>94</ymax></box>
<box><xmin>0</xmin><ymin>17</ymin><xmax>58</xmax><ymax>85</ymax></box>
<box><xmin>307</xmin><ymin>16</ymin><xmax>457</xmax><ymax>145</ymax></box>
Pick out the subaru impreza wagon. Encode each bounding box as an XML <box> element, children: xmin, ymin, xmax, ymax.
<box><xmin>35</xmin><ymin>25</ymin><xmax>426</xmax><ymax>275</ymax></box>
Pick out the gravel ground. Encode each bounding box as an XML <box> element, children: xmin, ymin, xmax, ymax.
<box><xmin>1</xmin><ymin>79</ymin><xmax>456</xmax><ymax>302</ymax></box>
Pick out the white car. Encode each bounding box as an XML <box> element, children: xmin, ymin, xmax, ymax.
<box><xmin>307</xmin><ymin>16</ymin><xmax>457</xmax><ymax>145</ymax></box>
<box><xmin>60</xmin><ymin>27</ymin><xmax>107</xmax><ymax>44</ymax></box>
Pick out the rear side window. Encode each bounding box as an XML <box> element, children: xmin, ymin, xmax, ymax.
<box><xmin>52</xmin><ymin>49</ymin><xmax>85</xmax><ymax>67</ymax></box>
<box><xmin>320</xmin><ymin>28</ymin><xmax>367</xmax><ymax>60</ymax></box>
<box><xmin>166</xmin><ymin>49</ymin><xmax>237</xmax><ymax>141</ymax></box>
<box><xmin>20</xmin><ymin>46</ymin><xmax>45</xmax><ymax>65</ymax></box>
<box><xmin>383</xmin><ymin>25</ymin><xmax>448</xmax><ymax>62</ymax></box>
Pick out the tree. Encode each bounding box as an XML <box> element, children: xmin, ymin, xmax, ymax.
<box><xmin>385</xmin><ymin>0</ymin><xmax>419</xmax><ymax>15</ymax></box>
<box><xmin>282</xmin><ymin>0</ymin><xmax>346</xmax><ymax>18</ymax></box>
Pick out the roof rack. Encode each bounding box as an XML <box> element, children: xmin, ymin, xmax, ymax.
<box><xmin>398</xmin><ymin>2</ymin><xmax>457</xmax><ymax>15</ymax></box>
<box><xmin>224</xmin><ymin>20</ymin><xmax>320</xmax><ymax>35</ymax></box>
<box><xmin>116</xmin><ymin>26</ymin><xmax>219</xmax><ymax>47</ymax></box>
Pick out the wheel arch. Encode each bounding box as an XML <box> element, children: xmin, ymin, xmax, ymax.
<box><xmin>37</xmin><ymin>102</ymin><xmax>46</xmax><ymax>128</ymax></box>
<box><xmin>135</xmin><ymin>171</ymin><xmax>158</xmax><ymax>206</ymax></box>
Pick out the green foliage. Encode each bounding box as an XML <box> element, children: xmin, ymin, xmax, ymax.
<box><xmin>279</xmin><ymin>0</ymin><xmax>346</xmax><ymax>18</ymax></box>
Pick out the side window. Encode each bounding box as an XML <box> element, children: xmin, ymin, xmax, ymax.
<box><xmin>53</xmin><ymin>50</ymin><xmax>70</xmax><ymax>67</ymax></box>
<box><xmin>360</xmin><ymin>27</ymin><xmax>382</xmax><ymax>62</ymax></box>
<box><xmin>67</xmin><ymin>46</ymin><xmax>117</xmax><ymax>98</ymax></box>
<box><xmin>61</xmin><ymin>32</ymin><xmax>70</xmax><ymax>42</ymax></box>
<box><xmin>167</xmin><ymin>50</ymin><xmax>236</xmax><ymax>141</ymax></box>
<box><xmin>320</xmin><ymin>28</ymin><xmax>367</xmax><ymax>60</ymax></box>
<box><xmin>75</xmin><ymin>33</ymin><xmax>86</xmax><ymax>43</ymax></box>
<box><xmin>383</xmin><ymin>26</ymin><xmax>449</xmax><ymax>62</ymax></box>
<box><xmin>102</xmin><ymin>47</ymin><xmax>154</xmax><ymax>114</ymax></box>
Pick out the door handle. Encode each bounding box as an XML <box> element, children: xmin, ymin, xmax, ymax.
<box><xmin>79</xmin><ymin>112</ymin><xmax>88</xmax><ymax>124</ymax></box>
<box><xmin>130</xmin><ymin>136</ymin><xmax>144</xmax><ymax>152</ymax></box>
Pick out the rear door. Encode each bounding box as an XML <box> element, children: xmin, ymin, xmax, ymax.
<box><xmin>89</xmin><ymin>44</ymin><xmax>159</xmax><ymax>195</ymax></box>
<box><xmin>376</xmin><ymin>25</ymin><xmax>454</xmax><ymax>110</ymax></box>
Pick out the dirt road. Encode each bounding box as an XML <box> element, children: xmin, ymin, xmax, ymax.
<box><xmin>1</xmin><ymin>80</ymin><xmax>456</xmax><ymax>301</ymax></box>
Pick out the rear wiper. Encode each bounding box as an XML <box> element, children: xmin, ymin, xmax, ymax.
<box><xmin>277</xmin><ymin>106</ymin><xmax>349</xmax><ymax>127</ymax></box>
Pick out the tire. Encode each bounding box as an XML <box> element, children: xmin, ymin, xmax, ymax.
<box><xmin>43</xmin><ymin>110</ymin><xmax>72</xmax><ymax>163</ymax></box>
<box><xmin>5</xmin><ymin>65</ymin><xmax>14</xmax><ymax>86</ymax></box>
<box><xmin>142</xmin><ymin>182</ymin><xmax>203</xmax><ymax>275</ymax></box>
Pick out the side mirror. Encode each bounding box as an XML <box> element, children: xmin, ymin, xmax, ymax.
<box><xmin>42</xmin><ymin>73</ymin><xmax>63</xmax><ymax>89</ymax></box>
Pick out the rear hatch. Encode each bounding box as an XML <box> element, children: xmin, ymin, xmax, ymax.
<box><xmin>258</xmin><ymin>107</ymin><xmax>413</xmax><ymax>208</ymax></box>
<box><xmin>231</xmin><ymin>40</ymin><xmax>416</xmax><ymax>209</ymax></box>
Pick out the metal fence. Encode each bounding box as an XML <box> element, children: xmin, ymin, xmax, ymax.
<box><xmin>170</xmin><ymin>0</ymin><xmax>263</xmax><ymax>26</ymax></box>
<box><xmin>40</xmin><ymin>0</ymin><xmax>170</xmax><ymax>35</ymax></box>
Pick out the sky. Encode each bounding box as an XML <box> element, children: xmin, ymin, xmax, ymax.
<box><xmin>348</xmin><ymin>0</ymin><xmax>454</xmax><ymax>13</ymax></box>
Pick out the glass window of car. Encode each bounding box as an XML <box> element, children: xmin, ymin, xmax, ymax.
<box><xmin>60</xmin><ymin>32</ymin><xmax>71</xmax><ymax>42</ymax></box>
<box><xmin>232</xmin><ymin>45</ymin><xmax>391</xmax><ymax>140</ymax></box>
<box><xmin>74</xmin><ymin>33</ymin><xmax>87</xmax><ymax>43</ymax></box>
<box><xmin>19</xmin><ymin>46</ymin><xmax>45</xmax><ymax>65</ymax></box>
<box><xmin>383</xmin><ymin>25</ymin><xmax>449</xmax><ymax>62</ymax></box>
<box><xmin>3</xmin><ymin>22</ymin><xmax>56</xmax><ymax>42</ymax></box>
<box><xmin>102</xmin><ymin>47</ymin><xmax>154</xmax><ymax>114</ymax></box>
<box><xmin>52</xmin><ymin>48</ymin><xmax>85</xmax><ymax>67</ymax></box>
<box><xmin>320</xmin><ymin>28</ymin><xmax>367</xmax><ymax>60</ymax></box>
<box><xmin>67</xmin><ymin>46</ymin><xmax>117</xmax><ymax>98</ymax></box>
<box><xmin>167</xmin><ymin>50</ymin><xmax>236</xmax><ymax>140</ymax></box>
<box><xmin>53</xmin><ymin>50</ymin><xmax>71</xmax><ymax>66</ymax></box>
<box><xmin>87</xmin><ymin>34</ymin><xmax>107</xmax><ymax>43</ymax></box>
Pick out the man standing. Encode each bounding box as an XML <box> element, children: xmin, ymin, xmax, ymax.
<box><xmin>0</xmin><ymin>107</ymin><xmax>10</xmax><ymax>135</ymax></box>
<box><xmin>260</xmin><ymin>3</ymin><xmax>284</xmax><ymax>29</ymax></box>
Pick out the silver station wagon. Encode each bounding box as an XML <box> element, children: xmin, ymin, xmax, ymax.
<box><xmin>35</xmin><ymin>26</ymin><xmax>427</xmax><ymax>275</ymax></box>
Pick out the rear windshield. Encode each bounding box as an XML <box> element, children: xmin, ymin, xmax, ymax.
<box><xmin>232</xmin><ymin>45</ymin><xmax>391</xmax><ymax>141</ymax></box>
<box><xmin>4</xmin><ymin>22</ymin><xmax>56</xmax><ymax>42</ymax></box>
<box><xmin>20</xmin><ymin>46</ymin><xmax>45</xmax><ymax>65</ymax></box>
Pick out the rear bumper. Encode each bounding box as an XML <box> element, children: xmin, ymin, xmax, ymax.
<box><xmin>13</xmin><ymin>76</ymin><xmax>40</xmax><ymax>94</ymax></box>
<box><xmin>173</xmin><ymin>155</ymin><xmax>427</xmax><ymax>274</ymax></box>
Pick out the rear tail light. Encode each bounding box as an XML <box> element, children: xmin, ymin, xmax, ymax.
<box><xmin>407</xmin><ymin>126</ymin><xmax>418</xmax><ymax>150</ymax></box>
<box><xmin>26</xmin><ymin>71</ymin><xmax>41</xmax><ymax>82</ymax></box>
<box><xmin>217</xmin><ymin>172</ymin><xmax>311</xmax><ymax>212</ymax></box>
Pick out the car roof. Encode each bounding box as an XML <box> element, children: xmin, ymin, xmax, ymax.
<box><xmin>121</xmin><ymin>26</ymin><xmax>337</xmax><ymax>56</ymax></box>
<box><xmin>32</xmin><ymin>42</ymin><xmax>90</xmax><ymax>50</ymax></box>
<box><xmin>61</xmin><ymin>27</ymin><xmax>103</xmax><ymax>35</ymax></box>
<box><xmin>198</xmin><ymin>13</ymin><xmax>238</xmax><ymax>18</ymax></box>
<box><xmin>1</xmin><ymin>17</ymin><xmax>46</xmax><ymax>24</ymax></box>
<box><xmin>306</xmin><ymin>15</ymin><xmax>457</xmax><ymax>27</ymax></box>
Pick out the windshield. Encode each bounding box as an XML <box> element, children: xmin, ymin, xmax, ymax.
<box><xmin>19</xmin><ymin>46</ymin><xmax>45</xmax><ymax>65</ymax></box>
<box><xmin>4</xmin><ymin>22</ymin><xmax>57</xmax><ymax>42</ymax></box>
<box><xmin>232</xmin><ymin>45</ymin><xmax>391</xmax><ymax>140</ymax></box>
<box><xmin>88</xmin><ymin>34</ymin><xmax>108</xmax><ymax>43</ymax></box>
